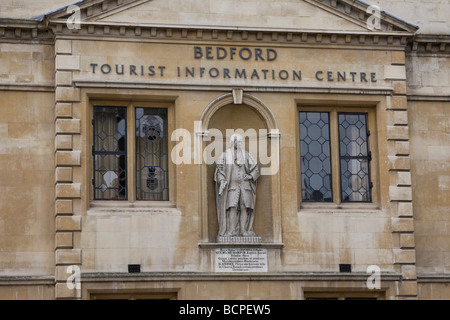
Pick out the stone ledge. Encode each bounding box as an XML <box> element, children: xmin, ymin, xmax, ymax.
<box><xmin>87</xmin><ymin>202</ymin><xmax>181</xmax><ymax>216</ymax></box>
<box><xmin>0</xmin><ymin>276</ymin><xmax>55</xmax><ymax>286</ymax></box>
<box><xmin>407</xmin><ymin>95</ymin><xmax>450</xmax><ymax>102</ymax></box>
<box><xmin>217</xmin><ymin>236</ymin><xmax>261</xmax><ymax>244</ymax></box>
<box><xmin>55</xmin><ymin>282</ymin><xmax>81</xmax><ymax>299</ymax></box>
<box><xmin>73</xmin><ymin>80</ymin><xmax>394</xmax><ymax>95</ymax></box>
<box><xmin>56</xmin><ymin>183</ymin><xmax>82</xmax><ymax>199</ymax></box>
<box><xmin>417</xmin><ymin>274</ymin><xmax>450</xmax><ymax>283</ymax></box>
<box><xmin>52</xmin><ymin>20</ymin><xmax>413</xmax><ymax>46</ymax></box>
<box><xmin>0</xmin><ymin>83</ymin><xmax>54</xmax><ymax>92</ymax></box>
<box><xmin>199</xmin><ymin>242</ymin><xmax>284</xmax><ymax>249</ymax></box>
<box><xmin>79</xmin><ymin>271</ymin><xmax>402</xmax><ymax>282</ymax></box>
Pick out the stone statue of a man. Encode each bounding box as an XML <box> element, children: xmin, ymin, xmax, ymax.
<box><xmin>214</xmin><ymin>134</ymin><xmax>260</xmax><ymax>238</ymax></box>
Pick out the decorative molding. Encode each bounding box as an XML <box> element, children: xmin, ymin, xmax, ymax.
<box><xmin>0</xmin><ymin>0</ymin><xmax>423</xmax><ymax>47</ymax></box>
<box><xmin>199</xmin><ymin>92</ymin><xmax>279</xmax><ymax>133</ymax></box>
<box><xmin>0</xmin><ymin>276</ymin><xmax>55</xmax><ymax>286</ymax></box>
<box><xmin>198</xmin><ymin>242</ymin><xmax>284</xmax><ymax>249</ymax></box>
<box><xmin>407</xmin><ymin>95</ymin><xmax>450</xmax><ymax>102</ymax></box>
<box><xmin>0</xmin><ymin>83</ymin><xmax>54</xmax><ymax>92</ymax></box>
<box><xmin>417</xmin><ymin>274</ymin><xmax>450</xmax><ymax>283</ymax></box>
<box><xmin>80</xmin><ymin>271</ymin><xmax>402</xmax><ymax>282</ymax></box>
<box><xmin>407</xmin><ymin>35</ymin><xmax>450</xmax><ymax>56</ymax></box>
<box><xmin>0</xmin><ymin>24</ymin><xmax>53</xmax><ymax>43</ymax></box>
<box><xmin>48</xmin><ymin>21</ymin><xmax>414</xmax><ymax>49</ymax></box>
<box><xmin>74</xmin><ymin>80</ymin><xmax>394</xmax><ymax>96</ymax></box>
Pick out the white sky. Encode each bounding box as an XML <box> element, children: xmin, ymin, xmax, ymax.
<box><xmin>0</xmin><ymin>0</ymin><xmax>448</xmax><ymax>34</ymax></box>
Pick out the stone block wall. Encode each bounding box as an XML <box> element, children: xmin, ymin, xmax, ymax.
<box><xmin>0</xmin><ymin>90</ymin><xmax>56</xmax><ymax>276</ymax></box>
<box><xmin>54</xmin><ymin>39</ymin><xmax>83</xmax><ymax>299</ymax></box>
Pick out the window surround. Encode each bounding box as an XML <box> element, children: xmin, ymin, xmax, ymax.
<box><xmin>88</xmin><ymin>99</ymin><xmax>176</xmax><ymax>208</ymax></box>
<box><xmin>297</xmin><ymin>105</ymin><xmax>380</xmax><ymax>209</ymax></box>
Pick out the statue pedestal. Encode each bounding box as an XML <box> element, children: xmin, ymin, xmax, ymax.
<box><xmin>214</xmin><ymin>247</ymin><xmax>267</xmax><ymax>272</ymax></box>
<box><xmin>216</xmin><ymin>236</ymin><xmax>261</xmax><ymax>244</ymax></box>
<box><xmin>198</xmin><ymin>241</ymin><xmax>284</xmax><ymax>273</ymax></box>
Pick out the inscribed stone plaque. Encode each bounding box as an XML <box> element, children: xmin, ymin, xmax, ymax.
<box><xmin>215</xmin><ymin>248</ymin><xmax>268</xmax><ymax>272</ymax></box>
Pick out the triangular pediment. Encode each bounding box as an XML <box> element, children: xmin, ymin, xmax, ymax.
<box><xmin>43</xmin><ymin>0</ymin><xmax>418</xmax><ymax>34</ymax></box>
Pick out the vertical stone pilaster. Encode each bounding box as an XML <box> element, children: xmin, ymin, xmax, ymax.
<box><xmin>386</xmin><ymin>51</ymin><xmax>417</xmax><ymax>299</ymax></box>
<box><xmin>54</xmin><ymin>39</ymin><xmax>82</xmax><ymax>299</ymax></box>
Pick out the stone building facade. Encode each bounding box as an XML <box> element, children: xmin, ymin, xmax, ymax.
<box><xmin>0</xmin><ymin>0</ymin><xmax>448</xmax><ymax>300</ymax></box>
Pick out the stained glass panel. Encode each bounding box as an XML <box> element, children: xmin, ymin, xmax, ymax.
<box><xmin>135</xmin><ymin>108</ymin><xmax>169</xmax><ymax>201</ymax></box>
<box><xmin>338</xmin><ymin>113</ymin><xmax>372</xmax><ymax>202</ymax></box>
<box><xmin>93</xmin><ymin>106</ymin><xmax>127</xmax><ymax>200</ymax></box>
<box><xmin>299</xmin><ymin>112</ymin><xmax>333</xmax><ymax>202</ymax></box>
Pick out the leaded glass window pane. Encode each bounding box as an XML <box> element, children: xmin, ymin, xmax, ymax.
<box><xmin>299</xmin><ymin>112</ymin><xmax>333</xmax><ymax>202</ymax></box>
<box><xmin>135</xmin><ymin>108</ymin><xmax>169</xmax><ymax>201</ymax></box>
<box><xmin>338</xmin><ymin>113</ymin><xmax>372</xmax><ymax>202</ymax></box>
<box><xmin>93</xmin><ymin>106</ymin><xmax>127</xmax><ymax>200</ymax></box>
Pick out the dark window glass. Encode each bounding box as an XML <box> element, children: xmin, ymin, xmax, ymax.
<box><xmin>93</xmin><ymin>106</ymin><xmax>127</xmax><ymax>200</ymax></box>
<box><xmin>338</xmin><ymin>113</ymin><xmax>372</xmax><ymax>202</ymax></box>
<box><xmin>299</xmin><ymin>112</ymin><xmax>333</xmax><ymax>202</ymax></box>
<box><xmin>135</xmin><ymin>108</ymin><xmax>169</xmax><ymax>201</ymax></box>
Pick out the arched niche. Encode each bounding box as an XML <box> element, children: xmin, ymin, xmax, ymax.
<box><xmin>198</xmin><ymin>92</ymin><xmax>281</xmax><ymax>244</ymax></box>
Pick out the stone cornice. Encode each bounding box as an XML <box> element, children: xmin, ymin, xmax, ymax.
<box><xmin>417</xmin><ymin>274</ymin><xmax>450</xmax><ymax>283</ymax></box>
<box><xmin>0</xmin><ymin>19</ymin><xmax>53</xmax><ymax>43</ymax></box>
<box><xmin>407</xmin><ymin>95</ymin><xmax>450</xmax><ymax>102</ymax></box>
<box><xmin>80</xmin><ymin>271</ymin><xmax>403</xmax><ymax>282</ymax></box>
<box><xmin>198</xmin><ymin>242</ymin><xmax>285</xmax><ymax>249</ymax></box>
<box><xmin>407</xmin><ymin>35</ymin><xmax>450</xmax><ymax>56</ymax></box>
<box><xmin>0</xmin><ymin>275</ymin><xmax>55</xmax><ymax>286</ymax></box>
<box><xmin>48</xmin><ymin>21</ymin><xmax>413</xmax><ymax>50</ymax></box>
<box><xmin>1</xmin><ymin>2</ymin><xmax>447</xmax><ymax>55</ymax></box>
<box><xmin>0</xmin><ymin>0</ymin><xmax>421</xmax><ymax>47</ymax></box>
<box><xmin>74</xmin><ymin>80</ymin><xmax>394</xmax><ymax>96</ymax></box>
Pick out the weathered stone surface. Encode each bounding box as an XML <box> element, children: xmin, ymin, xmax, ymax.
<box><xmin>55</xmin><ymin>103</ymin><xmax>72</xmax><ymax>118</ymax></box>
<box><xmin>55</xmin><ymin>119</ymin><xmax>81</xmax><ymax>134</ymax></box>
<box><xmin>56</xmin><ymin>55</ymin><xmax>80</xmax><ymax>71</ymax></box>
<box><xmin>55</xmin><ymin>183</ymin><xmax>81</xmax><ymax>198</ymax></box>
<box><xmin>384</xmin><ymin>65</ymin><xmax>406</xmax><ymax>80</ymax></box>
<box><xmin>55</xmin><ymin>249</ymin><xmax>81</xmax><ymax>265</ymax></box>
<box><xmin>55</xmin><ymin>232</ymin><xmax>73</xmax><ymax>248</ymax></box>
<box><xmin>56</xmin><ymin>216</ymin><xmax>81</xmax><ymax>232</ymax></box>
<box><xmin>55</xmin><ymin>167</ymin><xmax>73</xmax><ymax>183</ymax></box>
<box><xmin>56</xmin><ymin>87</ymin><xmax>80</xmax><ymax>102</ymax></box>
<box><xmin>56</xmin><ymin>151</ymin><xmax>81</xmax><ymax>166</ymax></box>
<box><xmin>55</xmin><ymin>283</ymin><xmax>81</xmax><ymax>299</ymax></box>
<box><xmin>394</xmin><ymin>249</ymin><xmax>416</xmax><ymax>264</ymax></box>
<box><xmin>55</xmin><ymin>134</ymin><xmax>73</xmax><ymax>151</ymax></box>
<box><xmin>392</xmin><ymin>218</ymin><xmax>414</xmax><ymax>233</ymax></box>
<box><xmin>55</xmin><ymin>199</ymin><xmax>73</xmax><ymax>215</ymax></box>
<box><xmin>55</xmin><ymin>40</ymin><xmax>72</xmax><ymax>55</ymax></box>
<box><xmin>389</xmin><ymin>186</ymin><xmax>413</xmax><ymax>201</ymax></box>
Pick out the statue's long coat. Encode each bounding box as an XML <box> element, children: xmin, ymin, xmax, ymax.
<box><xmin>214</xmin><ymin>147</ymin><xmax>260</xmax><ymax>237</ymax></box>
